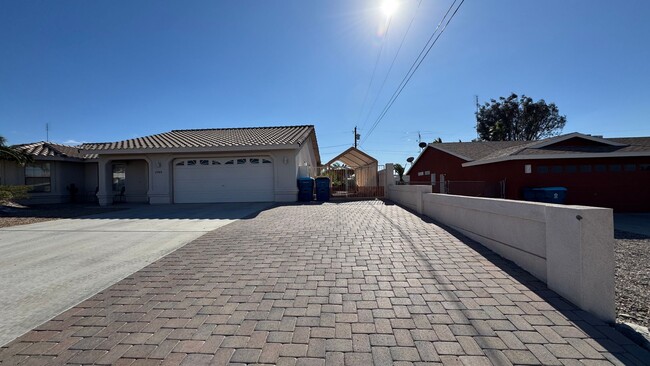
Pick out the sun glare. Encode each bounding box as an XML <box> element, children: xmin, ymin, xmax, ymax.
<box><xmin>381</xmin><ymin>0</ymin><xmax>399</xmax><ymax>18</ymax></box>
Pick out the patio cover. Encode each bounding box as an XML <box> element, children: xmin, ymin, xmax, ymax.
<box><xmin>325</xmin><ymin>147</ymin><xmax>378</xmax><ymax>187</ymax></box>
<box><xmin>325</xmin><ymin>147</ymin><xmax>377</xmax><ymax>168</ymax></box>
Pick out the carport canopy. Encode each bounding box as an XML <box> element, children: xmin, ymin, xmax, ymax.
<box><xmin>325</xmin><ymin>147</ymin><xmax>377</xmax><ymax>168</ymax></box>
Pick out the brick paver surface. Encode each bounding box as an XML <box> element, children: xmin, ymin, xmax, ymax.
<box><xmin>1</xmin><ymin>201</ymin><xmax>648</xmax><ymax>365</ymax></box>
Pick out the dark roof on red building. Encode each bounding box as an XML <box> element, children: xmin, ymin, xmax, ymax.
<box><xmin>409</xmin><ymin>132</ymin><xmax>650</xmax><ymax>171</ymax></box>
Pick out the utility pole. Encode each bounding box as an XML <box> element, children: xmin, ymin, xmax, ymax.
<box><xmin>354</xmin><ymin>127</ymin><xmax>360</xmax><ymax>149</ymax></box>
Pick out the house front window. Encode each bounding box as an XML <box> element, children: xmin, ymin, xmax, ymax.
<box><xmin>25</xmin><ymin>162</ymin><xmax>51</xmax><ymax>192</ymax></box>
<box><xmin>112</xmin><ymin>164</ymin><xmax>126</xmax><ymax>192</ymax></box>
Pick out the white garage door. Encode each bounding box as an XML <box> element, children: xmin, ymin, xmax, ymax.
<box><xmin>173</xmin><ymin>157</ymin><xmax>274</xmax><ymax>203</ymax></box>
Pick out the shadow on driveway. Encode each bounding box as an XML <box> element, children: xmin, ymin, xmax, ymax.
<box><xmin>376</xmin><ymin>202</ymin><xmax>648</xmax><ymax>365</ymax></box>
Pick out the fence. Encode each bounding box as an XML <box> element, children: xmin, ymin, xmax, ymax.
<box><xmin>433</xmin><ymin>180</ymin><xmax>505</xmax><ymax>198</ymax></box>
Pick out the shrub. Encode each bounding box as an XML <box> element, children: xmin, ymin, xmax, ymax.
<box><xmin>0</xmin><ymin>185</ymin><xmax>30</xmax><ymax>203</ymax></box>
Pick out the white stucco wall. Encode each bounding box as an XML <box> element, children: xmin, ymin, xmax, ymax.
<box><xmin>0</xmin><ymin>160</ymin><xmax>22</xmax><ymax>186</ymax></box>
<box><xmin>124</xmin><ymin>160</ymin><xmax>149</xmax><ymax>203</ymax></box>
<box><xmin>386</xmin><ymin>184</ymin><xmax>432</xmax><ymax>214</ymax></box>
<box><xmin>386</xmin><ymin>186</ymin><xmax>615</xmax><ymax>323</ymax></box>
<box><xmin>84</xmin><ymin>163</ymin><xmax>98</xmax><ymax>195</ymax></box>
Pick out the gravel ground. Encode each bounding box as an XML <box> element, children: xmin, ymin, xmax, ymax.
<box><xmin>615</xmin><ymin>229</ymin><xmax>650</xmax><ymax>328</ymax></box>
<box><xmin>0</xmin><ymin>203</ymin><xmax>125</xmax><ymax>228</ymax></box>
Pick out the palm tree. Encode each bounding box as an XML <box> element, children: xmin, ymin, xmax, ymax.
<box><xmin>394</xmin><ymin>163</ymin><xmax>405</xmax><ymax>183</ymax></box>
<box><xmin>0</xmin><ymin>135</ymin><xmax>33</xmax><ymax>165</ymax></box>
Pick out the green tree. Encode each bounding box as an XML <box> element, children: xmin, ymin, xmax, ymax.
<box><xmin>394</xmin><ymin>163</ymin><xmax>405</xmax><ymax>183</ymax></box>
<box><xmin>0</xmin><ymin>135</ymin><xmax>33</xmax><ymax>165</ymax></box>
<box><xmin>476</xmin><ymin>93</ymin><xmax>566</xmax><ymax>141</ymax></box>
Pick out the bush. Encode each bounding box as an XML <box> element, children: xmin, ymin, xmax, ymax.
<box><xmin>0</xmin><ymin>185</ymin><xmax>30</xmax><ymax>203</ymax></box>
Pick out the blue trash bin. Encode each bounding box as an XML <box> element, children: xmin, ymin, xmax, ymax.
<box><xmin>523</xmin><ymin>187</ymin><xmax>567</xmax><ymax>204</ymax></box>
<box><xmin>297</xmin><ymin>177</ymin><xmax>314</xmax><ymax>202</ymax></box>
<box><xmin>315</xmin><ymin>177</ymin><xmax>330</xmax><ymax>201</ymax></box>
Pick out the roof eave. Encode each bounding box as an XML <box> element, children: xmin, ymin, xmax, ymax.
<box><xmin>462</xmin><ymin>151</ymin><xmax>650</xmax><ymax>167</ymax></box>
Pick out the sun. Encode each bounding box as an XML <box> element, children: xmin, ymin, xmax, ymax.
<box><xmin>381</xmin><ymin>0</ymin><xmax>399</xmax><ymax>18</ymax></box>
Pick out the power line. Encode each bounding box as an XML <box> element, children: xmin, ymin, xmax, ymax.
<box><xmin>363</xmin><ymin>0</ymin><xmax>462</xmax><ymax>145</ymax></box>
<box><xmin>361</xmin><ymin>0</ymin><xmax>465</xmax><ymax>146</ymax></box>
<box><xmin>359</xmin><ymin>0</ymin><xmax>423</xmax><ymax>133</ymax></box>
<box><xmin>319</xmin><ymin>143</ymin><xmax>353</xmax><ymax>149</ymax></box>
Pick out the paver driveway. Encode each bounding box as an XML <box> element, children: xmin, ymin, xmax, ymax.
<box><xmin>0</xmin><ymin>203</ymin><xmax>271</xmax><ymax>347</ymax></box>
<box><xmin>1</xmin><ymin>201</ymin><xmax>648</xmax><ymax>365</ymax></box>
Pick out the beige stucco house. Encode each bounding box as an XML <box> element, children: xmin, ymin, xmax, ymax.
<box><xmin>0</xmin><ymin>142</ymin><xmax>98</xmax><ymax>204</ymax></box>
<box><xmin>2</xmin><ymin>125</ymin><xmax>320</xmax><ymax>206</ymax></box>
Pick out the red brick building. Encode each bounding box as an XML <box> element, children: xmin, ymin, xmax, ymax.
<box><xmin>407</xmin><ymin>133</ymin><xmax>650</xmax><ymax>212</ymax></box>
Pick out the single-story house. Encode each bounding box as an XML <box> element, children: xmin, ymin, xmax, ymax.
<box><xmin>0</xmin><ymin>142</ymin><xmax>98</xmax><ymax>204</ymax></box>
<box><xmin>2</xmin><ymin>125</ymin><xmax>321</xmax><ymax>206</ymax></box>
<box><xmin>407</xmin><ymin>132</ymin><xmax>650</xmax><ymax>212</ymax></box>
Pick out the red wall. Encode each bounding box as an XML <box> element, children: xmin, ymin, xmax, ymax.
<box><xmin>408</xmin><ymin>147</ymin><xmax>650</xmax><ymax>212</ymax></box>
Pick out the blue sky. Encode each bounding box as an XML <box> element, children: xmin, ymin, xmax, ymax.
<box><xmin>1</xmin><ymin>0</ymin><xmax>649</xmax><ymax>165</ymax></box>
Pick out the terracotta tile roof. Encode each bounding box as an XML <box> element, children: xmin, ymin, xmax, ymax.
<box><xmin>82</xmin><ymin>125</ymin><xmax>316</xmax><ymax>151</ymax></box>
<box><xmin>14</xmin><ymin>142</ymin><xmax>97</xmax><ymax>160</ymax></box>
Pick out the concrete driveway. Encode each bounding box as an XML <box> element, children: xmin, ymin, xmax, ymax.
<box><xmin>1</xmin><ymin>201</ymin><xmax>648</xmax><ymax>365</ymax></box>
<box><xmin>0</xmin><ymin>202</ymin><xmax>271</xmax><ymax>346</ymax></box>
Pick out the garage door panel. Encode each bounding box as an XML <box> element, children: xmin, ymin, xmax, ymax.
<box><xmin>173</xmin><ymin>158</ymin><xmax>274</xmax><ymax>203</ymax></box>
<box><xmin>174</xmin><ymin>188</ymin><xmax>272</xmax><ymax>203</ymax></box>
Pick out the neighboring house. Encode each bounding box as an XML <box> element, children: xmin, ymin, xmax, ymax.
<box><xmin>0</xmin><ymin>142</ymin><xmax>98</xmax><ymax>204</ymax></box>
<box><xmin>407</xmin><ymin>132</ymin><xmax>650</xmax><ymax>212</ymax></box>
<box><xmin>1</xmin><ymin>125</ymin><xmax>320</xmax><ymax>206</ymax></box>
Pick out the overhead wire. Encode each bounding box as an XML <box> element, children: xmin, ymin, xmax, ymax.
<box><xmin>361</xmin><ymin>0</ymin><xmax>465</xmax><ymax>146</ymax></box>
<box><xmin>359</xmin><ymin>0</ymin><xmax>423</xmax><ymax>133</ymax></box>
<box><xmin>319</xmin><ymin>143</ymin><xmax>353</xmax><ymax>149</ymax></box>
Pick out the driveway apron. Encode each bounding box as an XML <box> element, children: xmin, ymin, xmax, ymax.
<box><xmin>0</xmin><ymin>201</ymin><xmax>648</xmax><ymax>365</ymax></box>
<box><xmin>0</xmin><ymin>203</ymin><xmax>271</xmax><ymax>347</ymax></box>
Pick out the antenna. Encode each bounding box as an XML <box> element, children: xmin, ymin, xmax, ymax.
<box><xmin>475</xmin><ymin>95</ymin><xmax>480</xmax><ymax>139</ymax></box>
<box><xmin>46</xmin><ymin>123</ymin><xmax>49</xmax><ymax>142</ymax></box>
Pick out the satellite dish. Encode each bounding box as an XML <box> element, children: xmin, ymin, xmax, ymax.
<box><xmin>418</xmin><ymin>142</ymin><xmax>427</xmax><ymax>148</ymax></box>
<box><xmin>406</xmin><ymin>157</ymin><xmax>414</xmax><ymax>163</ymax></box>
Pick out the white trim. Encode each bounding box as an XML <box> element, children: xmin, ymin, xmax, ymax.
<box><xmin>528</xmin><ymin>132</ymin><xmax>627</xmax><ymax>149</ymax></box>
<box><xmin>462</xmin><ymin>151</ymin><xmax>650</xmax><ymax>167</ymax></box>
